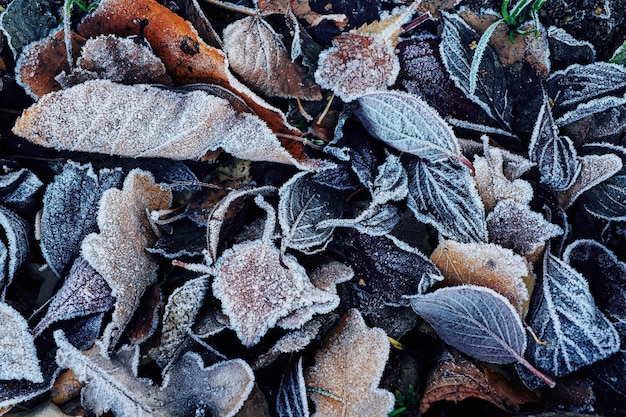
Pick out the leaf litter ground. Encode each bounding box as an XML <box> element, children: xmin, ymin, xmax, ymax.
<box><xmin>1</xmin><ymin>0</ymin><xmax>626</xmax><ymax>416</ymax></box>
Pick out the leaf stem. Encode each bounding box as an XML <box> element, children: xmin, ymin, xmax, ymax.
<box><xmin>516</xmin><ymin>355</ymin><xmax>556</xmax><ymax>388</ymax></box>
<box><xmin>203</xmin><ymin>0</ymin><xmax>257</xmax><ymax>16</ymax></box>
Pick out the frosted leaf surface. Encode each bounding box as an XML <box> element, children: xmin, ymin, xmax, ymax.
<box><xmin>81</xmin><ymin>169</ymin><xmax>172</xmax><ymax>349</ymax></box>
<box><xmin>304</xmin><ymin>309</ymin><xmax>394</xmax><ymax>417</ymax></box>
<box><xmin>524</xmin><ymin>252</ymin><xmax>620</xmax><ymax>384</ymax></box>
<box><xmin>257</xmin><ymin>0</ymin><xmax>347</xmax><ymax>27</ymax></box>
<box><xmin>151</xmin><ymin>276</ymin><xmax>209</xmax><ymax>367</ymax></box>
<box><xmin>487</xmin><ymin>200</ymin><xmax>563</xmax><ymax>261</ymax></box>
<box><xmin>371</xmin><ymin>153</ymin><xmax>408</xmax><ymax>204</ymax></box>
<box><xmin>429</xmin><ymin>240</ymin><xmax>531</xmax><ymax>314</ymax></box>
<box><xmin>409</xmin><ymin>286</ymin><xmax>527</xmax><ymax>364</ymax></box>
<box><xmin>223</xmin><ymin>16</ymin><xmax>321</xmax><ymax>100</ymax></box>
<box><xmin>0</xmin><ymin>0</ymin><xmax>58</xmax><ymax>57</ymax></box>
<box><xmin>278</xmin><ymin>172</ymin><xmax>344</xmax><ymax>255</ymax></box>
<box><xmin>318</xmin><ymin>203</ymin><xmax>401</xmax><ymax>237</ymax></box>
<box><xmin>56</xmin><ymin>34</ymin><xmax>172</xmax><ymax>88</ymax></box>
<box><xmin>276</xmin><ymin>357</ymin><xmax>309</xmax><ymax>417</ymax></box>
<box><xmin>0</xmin><ymin>302</ymin><xmax>43</xmax><ymax>383</ymax></box>
<box><xmin>254</xmin><ymin>318</ymin><xmax>324</xmax><ymax>369</ymax></box>
<box><xmin>33</xmin><ymin>257</ymin><xmax>114</xmax><ymax>337</ymax></box>
<box><xmin>356</xmin><ymin>90</ymin><xmax>462</xmax><ymax>163</ymax></box>
<box><xmin>0</xmin><ymin>205</ymin><xmax>30</xmax><ymax>294</ymax></box>
<box><xmin>0</xmin><ymin>165</ymin><xmax>43</xmax><ymax>210</ymax></box>
<box><xmin>41</xmin><ymin>161</ymin><xmax>123</xmax><ymax>278</ymax></box>
<box><xmin>406</xmin><ymin>157</ymin><xmax>487</xmax><ymax>243</ymax></box>
<box><xmin>555</xmin><ymin>95</ymin><xmax>626</xmax><ymax>127</ymax></box>
<box><xmin>12</xmin><ymin>80</ymin><xmax>311</xmax><ymax>169</ymax></box>
<box><xmin>529</xmin><ymin>97</ymin><xmax>581</xmax><ymax>191</ymax></box>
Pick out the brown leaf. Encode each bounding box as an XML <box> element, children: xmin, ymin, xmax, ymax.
<box><xmin>223</xmin><ymin>16</ymin><xmax>321</xmax><ymax>100</ymax></box>
<box><xmin>81</xmin><ymin>169</ymin><xmax>172</xmax><ymax>349</ymax></box>
<box><xmin>430</xmin><ymin>240</ymin><xmax>532</xmax><ymax>314</ymax></box>
<box><xmin>77</xmin><ymin>0</ymin><xmax>299</xmax><ymax>136</ymax></box>
<box><xmin>12</xmin><ymin>80</ymin><xmax>318</xmax><ymax>169</ymax></box>
<box><xmin>51</xmin><ymin>370</ymin><xmax>82</xmax><ymax>405</ymax></box>
<box><xmin>304</xmin><ymin>309</ymin><xmax>394</xmax><ymax>417</ymax></box>
<box><xmin>419</xmin><ymin>350</ymin><xmax>537</xmax><ymax>414</ymax></box>
<box><xmin>257</xmin><ymin>0</ymin><xmax>347</xmax><ymax>27</ymax></box>
<box><xmin>16</xmin><ymin>28</ymin><xmax>85</xmax><ymax>99</ymax></box>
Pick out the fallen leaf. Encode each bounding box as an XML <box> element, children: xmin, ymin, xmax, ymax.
<box><xmin>0</xmin><ymin>302</ymin><xmax>43</xmax><ymax>383</ymax></box>
<box><xmin>223</xmin><ymin>16</ymin><xmax>321</xmax><ymax>100</ymax></box>
<box><xmin>257</xmin><ymin>0</ymin><xmax>347</xmax><ymax>27</ymax></box>
<box><xmin>419</xmin><ymin>350</ymin><xmax>537</xmax><ymax>414</ymax></box>
<box><xmin>50</xmin><ymin>370</ymin><xmax>82</xmax><ymax>405</ymax></box>
<box><xmin>81</xmin><ymin>169</ymin><xmax>172</xmax><ymax>349</ymax></box>
<box><xmin>33</xmin><ymin>257</ymin><xmax>115</xmax><ymax>337</ymax></box>
<box><xmin>56</xmin><ymin>34</ymin><xmax>173</xmax><ymax>88</ymax></box>
<box><xmin>176</xmin><ymin>0</ymin><xmax>223</xmax><ymax>48</ymax></box>
<box><xmin>40</xmin><ymin>161</ymin><xmax>124</xmax><ymax>278</ymax></box>
<box><xmin>304</xmin><ymin>309</ymin><xmax>395</xmax><ymax>417</ymax></box>
<box><xmin>13</xmin><ymin>80</ymin><xmax>317</xmax><ymax>169</ymax></box>
<box><xmin>547</xmin><ymin>26</ymin><xmax>596</xmax><ymax>71</ymax></box>
<box><xmin>0</xmin><ymin>163</ymin><xmax>43</xmax><ymax>211</ymax></box>
<box><xmin>276</xmin><ymin>358</ymin><xmax>309</xmax><ymax>417</ymax></box>
<box><xmin>11</xmin><ymin>401</ymin><xmax>73</xmax><ymax>417</ymax></box>
<box><xmin>0</xmin><ymin>0</ymin><xmax>59</xmax><ymax>57</ymax></box>
<box><xmin>0</xmin><ymin>205</ymin><xmax>30</xmax><ymax>295</ymax></box>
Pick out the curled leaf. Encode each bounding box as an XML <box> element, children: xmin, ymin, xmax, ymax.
<box><xmin>276</xmin><ymin>358</ymin><xmax>309</xmax><ymax>417</ymax></box>
<box><xmin>0</xmin><ymin>205</ymin><xmax>30</xmax><ymax>294</ymax></box>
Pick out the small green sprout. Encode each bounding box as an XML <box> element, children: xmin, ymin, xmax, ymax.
<box><xmin>469</xmin><ymin>0</ymin><xmax>548</xmax><ymax>94</ymax></box>
<box><xmin>388</xmin><ymin>384</ymin><xmax>419</xmax><ymax>417</ymax></box>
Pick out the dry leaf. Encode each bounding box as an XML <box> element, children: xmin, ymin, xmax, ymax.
<box><xmin>223</xmin><ymin>16</ymin><xmax>321</xmax><ymax>100</ymax></box>
<box><xmin>419</xmin><ymin>350</ymin><xmax>537</xmax><ymax>414</ymax></box>
<box><xmin>50</xmin><ymin>370</ymin><xmax>82</xmax><ymax>405</ymax></box>
<box><xmin>0</xmin><ymin>302</ymin><xmax>43</xmax><ymax>383</ymax></box>
<box><xmin>315</xmin><ymin>4</ymin><xmax>418</xmax><ymax>102</ymax></box>
<box><xmin>77</xmin><ymin>0</ymin><xmax>299</xmax><ymax>136</ymax></box>
<box><xmin>0</xmin><ymin>205</ymin><xmax>30</xmax><ymax>295</ymax></box>
<box><xmin>81</xmin><ymin>169</ymin><xmax>171</xmax><ymax>349</ymax></box>
<box><xmin>304</xmin><ymin>309</ymin><xmax>394</xmax><ymax>417</ymax></box>
<box><xmin>257</xmin><ymin>0</ymin><xmax>347</xmax><ymax>27</ymax></box>
<box><xmin>12</xmin><ymin>80</ymin><xmax>317</xmax><ymax>169</ymax></box>
<box><xmin>430</xmin><ymin>240</ymin><xmax>531</xmax><ymax>314</ymax></box>
<box><xmin>56</xmin><ymin>34</ymin><xmax>172</xmax><ymax>88</ymax></box>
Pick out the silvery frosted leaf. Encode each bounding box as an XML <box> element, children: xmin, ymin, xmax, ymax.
<box><xmin>356</xmin><ymin>90</ymin><xmax>463</xmax><ymax>164</ymax></box>
<box><xmin>372</xmin><ymin>153</ymin><xmax>408</xmax><ymax>204</ymax></box>
<box><xmin>41</xmin><ymin>161</ymin><xmax>123</xmax><ymax>278</ymax></box>
<box><xmin>439</xmin><ymin>13</ymin><xmax>511</xmax><ymax>129</ymax></box>
<box><xmin>546</xmin><ymin>26</ymin><xmax>595</xmax><ymax>71</ymax></box>
<box><xmin>278</xmin><ymin>172</ymin><xmax>344</xmax><ymax>254</ymax></box>
<box><xmin>33</xmin><ymin>257</ymin><xmax>114</xmax><ymax>337</ymax></box>
<box><xmin>0</xmin><ymin>302</ymin><xmax>43</xmax><ymax>383</ymax></box>
<box><xmin>523</xmin><ymin>252</ymin><xmax>620</xmax><ymax>385</ymax></box>
<box><xmin>0</xmin><ymin>164</ymin><xmax>43</xmax><ymax>210</ymax></box>
<box><xmin>405</xmin><ymin>157</ymin><xmax>487</xmax><ymax>243</ymax></box>
<box><xmin>151</xmin><ymin>276</ymin><xmax>209</xmax><ymax>368</ymax></box>
<box><xmin>529</xmin><ymin>97</ymin><xmax>581</xmax><ymax>191</ymax></box>
<box><xmin>564</xmin><ymin>239</ymin><xmax>626</xmax><ymax>322</ymax></box>
<box><xmin>555</xmin><ymin>95</ymin><xmax>626</xmax><ymax>127</ymax></box>
<box><xmin>276</xmin><ymin>358</ymin><xmax>309</xmax><ymax>417</ymax></box>
<box><xmin>12</xmin><ymin>80</ymin><xmax>316</xmax><ymax>170</ymax></box>
<box><xmin>0</xmin><ymin>0</ymin><xmax>58</xmax><ymax>57</ymax></box>
<box><xmin>580</xmin><ymin>160</ymin><xmax>626</xmax><ymax>221</ymax></box>
<box><xmin>0</xmin><ymin>205</ymin><xmax>30</xmax><ymax>294</ymax></box>
<box><xmin>548</xmin><ymin>62</ymin><xmax>626</xmax><ymax>109</ymax></box>
<box><xmin>318</xmin><ymin>203</ymin><xmax>401</xmax><ymax>237</ymax></box>
<box><xmin>255</xmin><ymin>318</ymin><xmax>324</xmax><ymax>369</ymax></box>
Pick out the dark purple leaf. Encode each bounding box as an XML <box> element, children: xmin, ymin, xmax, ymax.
<box><xmin>276</xmin><ymin>357</ymin><xmax>309</xmax><ymax>417</ymax></box>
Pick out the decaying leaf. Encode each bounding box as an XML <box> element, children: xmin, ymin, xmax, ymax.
<box><xmin>523</xmin><ymin>251</ymin><xmax>620</xmax><ymax>387</ymax></box>
<box><xmin>577</xmin><ymin>149</ymin><xmax>626</xmax><ymax>221</ymax></box>
<box><xmin>315</xmin><ymin>4</ymin><xmax>417</xmax><ymax>101</ymax></box>
<box><xmin>419</xmin><ymin>350</ymin><xmax>537</xmax><ymax>414</ymax></box>
<box><xmin>81</xmin><ymin>169</ymin><xmax>171</xmax><ymax>349</ymax></box>
<box><xmin>56</xmin><ymin>34</ymin><xmax>173</xmax><ymax>88</ymax></box>
<box><xmin>0</xmin><ymin>0</ymin><xmax>59</xmax><ymax>57</ymax></box>
<box><xmin>40</xmin><ymin>161</ymin><xmax>124</xmax><ymax>278</ymax></box>
<box><xmin>304</xmin><ymin>309</ymin><xmax>394</xmax><ymax>417</ymax></box>
<box><xmin>12</xmin><ymin>80</ymin><xmax>317</xmax><ymax>169</ymax></box>
<box><xmin>276</xmin><ymin>358</ymin><xmax>309</xmax><ymax>417</ymax></box>
<box><xmin>257</xmin><ymin>0</ymin><xmax>347</xmax><ymax>27</ymax></box>
<box><xmin>278</xmin><ymin>172</ymin><xmax>344</xmax><ymax>255</ymax></box>
<box><xmin>150</xmin><ymin>276</ymin><xmax>209</xmax><ymax>367</ymax></box>
<box><xmin>33</xmin><ymin>257</ymin><xmax>114</xmax><ymax>337</ymax></box>
<box><xmin>486</xmin><ymin>200</ymin><xmax>563</xmax><ymax>262</ymax></box>
<box><xmin>223</xmin><ymin>16</ymin><xmax>321</xmax><ymax>100</ymax></box>
<box><xmin>0</xmin><ymin>302</ymin><xmax>43</xmax><ymax>383</ymax></box>
<box><xmin>429</xmin><ymin>240</ymin><xmax>531</xmax><ymax>314</ymax></box>
<box><xmin>0</xmin><ymin>205</ymin><xmax>30</xmax><ymax>295</ymax></box>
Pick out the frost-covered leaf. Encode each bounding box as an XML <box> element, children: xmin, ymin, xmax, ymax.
<box><xmin>161</xmin><ymin>352</ymin><xmax>254</xmax><ymax>417</ymax></box>
<box><xmin>564</xmin><ymin>240</ymin><xmax>626</xmax><ymax>322</ymax></box>
<box><xmin>0</xmin><ymin>164</ymin><xmax>43</xmax><ymax>210</ymax></box>
<box><xmin>429</xmin><ymin>240</ymin><xmax>531</xmax><ymax>314</ymax></box>
<box><xmin>523</xmin><ymin>252</ymin><xmax>620</xmax><ymax>385</ymax></box>
<box><xmin>34</xmin><ymin>257</ymin><xmax>114</xmax><ymax>337</ymax></box>
<box><xmin>223</xmin><ymin>16</ymin><xmax>321</xmax><ymax>100</ymax></box>
<box><xmin>0</xmin><ymin>0</ymin><xmax>58</xmax><ymax>57</ymax></box>
<box><xmin>529</xmin><ymin>97</ymin><xmax>581</xmax><ymax>191</ymax></box>
<box><xmin>14</xmin><ymin>401</ymin><xmax>71</xmax><ymax>417</ymax></box>
<box><xmin>371</xmin><ymin>153</ymin><xmax>408</xmax><ymax>204</ymax></box>
<box><xmin>147</xmin><ymin>219</ymin><xmax>206</xmax><ymax>259</ymax></box>
<box><xmin>487</xmin><ymin>200</ymin><xmax>563</xmax><ymax>262</ymax></box>
<box><xmin>41</xmin><ymin>161</ymin><xmax>123</xmax><ymax>278</ymax></box>
<box><xmin>548</xmin><ymin>62</ymin><xmax>626</xmax><ymax>109</ymax></box>
<box><xmin>176</xmin><ymin>0</ymin><xmax>222</xmax><ymax>48</ymax></box>
<box><xmin>0</xmin><ymin>205</ymin><xmax>30</xmax><ymax>295</ymax></box>
<box><xmin>278</xmin><ymin>172</ymin><xmax>344</xmax><ymax>254</ymax></box>
<box><xmin>439</xmin><ymin>13</ymin><xmax>511</xmax><ymax>129</ymax></box>
<box><xmin>406</xmin><ymin>157</ymin><xmax>487</xmax><ymax>243</ymax></box>
<box><xmin>546</xmin><ymin>26</ymin><xmax>595</xmax><ymax>71</ymax></box>
<box><xmin>150</xmin><ymin>277</ymin><xmax>209</xmax><ymax>367</ymax></box>
<box><xmin>578</xmin><ymin>149</ymin><xmax>626</xmax><ymax>220</ymax></box>
<box><xmin>318</xmin><ymin>203</ymin><xmax>401</xmax><ymax>236</ymax></box>
<box><xmin>254</xmin><ymin>318</ymin><xmax>324</xmax><ymax>369</ymax></box>
<box><xmin>555</xmin><ymin>95</ymin><xmax>626</xmax><ymax>127</ymax></box>
<box><xmin>0</xmin><ymin>302</ymin><xmax>43</xmax><ymax>383</ymax></box>
<box><xmin>356</xmin><ymin>90</ymin><xmax>463</xmax><ymax>164</ymax></box>
<box><xmin>81</xmin><ymin>169</ymin><xmax>171</xmax><ymax>349</ymax></box>
<box><xmin>56</xmin><ymin>34</ymin><xmax>173</xmax><ymax>88</ymax></box>
<box><xmin>304</xmin><ymin>309</ymin><xmax>394</xmax><ymax>417</ymax></box>
<box><xmin>276</xmin><ymin>358</ymin><xmax>309</xmax><ymax>417</ymax></box>
<box><xmin>257</xmin><ymin>0</ymin><xmax>346</xmax><ymax>27</ymax></box>
<box><xmin>13</xmin><ymin>80</ymin><xmax>317</xmax><ymax>170</ymax></box>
